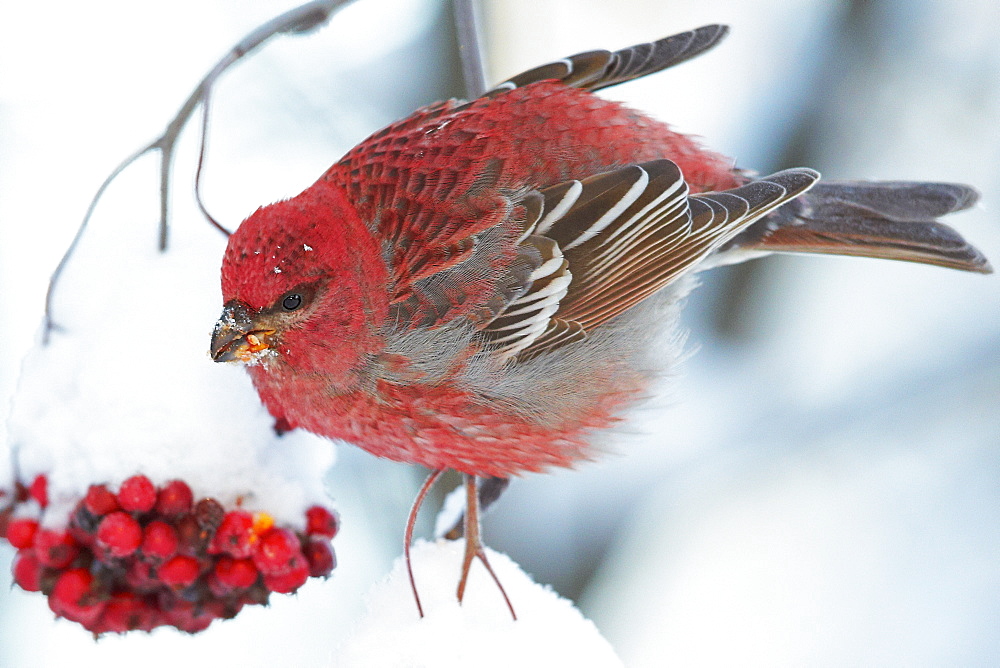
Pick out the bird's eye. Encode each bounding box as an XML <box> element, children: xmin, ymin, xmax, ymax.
<box><xmin>281</xmin><ymin>293</ymin><xmax>303</xmax><ymax>311</ymax></box>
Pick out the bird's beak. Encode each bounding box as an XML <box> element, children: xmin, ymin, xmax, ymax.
<box><xmin>210</xmin><ymin>300</ymin><xmax>276</xmax><ymax>363</ymax></box>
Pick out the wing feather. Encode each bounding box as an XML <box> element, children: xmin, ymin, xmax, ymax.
<box><xmin>488</xmin><ymin>25</ymin><xmax>730</xmax><ymax>94</ymax></box>
<box><xmin>530</xmin><ymin>161</ymin><xmax>820</xmax><ymax>331</ymax></box>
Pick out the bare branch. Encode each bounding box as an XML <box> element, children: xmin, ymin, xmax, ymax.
<box><xmin>453</xmin><ymin>0</ymin><xmax>488</xmax><ymax>97</ymax></box>
<box><xmin>43</xmin><ymin>0</ymin><xmax>357</xmax><ymax>343</ymax></box>
<box><xmin>195</xmin><ymin>88</ymin><xmax>230</xmax><ymax>237</ymax></box>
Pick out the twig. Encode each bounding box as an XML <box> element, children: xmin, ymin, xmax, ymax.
<box><xmin>453</xmin><ymin>0</ymin><xmax>488</xmax><ymax>97</ymax></box>
<box><xmin>43</xmin><ymin>0</ymin><xmax>357</xmax><ymax>344</ymax></box>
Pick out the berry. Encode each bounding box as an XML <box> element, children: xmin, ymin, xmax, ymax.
<box><xmin>4</xmin><ymin>472</ymin><xmax>340</xmax><ymax>635</ymax></box>
<box><xmin>263</xmin><ymin>563</ymin><xmax>309</xmax><ymax>594</ymax></box>
<box><xmin>98</xmin><ymin>592</ymin><xmax>160</xmax><ymax>633</ymax></box>
<box><xmin>303</xmin><ymin>538</ymin><xmax>336</xmax><ymax>578</ymax></box>
<box><xmin>33</xmin><ymin>528</ymin><xmax>81</xmax><ymax>568</ymax></box>
<box><xmin>124</xmin><ymin>559</ymin><xmax>158</xmax><ymax>593</ymax></box>
<box><xmin>173</xmin><ymin>514</ymin><xmax>207</xmax><ymax>555</ymax></box>
<box><xmin>305</xmin><ymin>506</ymin><xmax>339</xmax><ymax>538</ymax></box>
<box><xmin>194</xmin><ymin>498</ymin><xmax>225</xmax><ymax>532</ymax></box>
<box><xmin>252</xmin><ymin>528</ymin><xmax>305</xmax><ymax>575</ymax></box>
<box><xmin>213</xmin><ymin>557</ymin><xmax>259</xmax><ymax>591</ymax></box>
<box><xmin>209</xmin><ymin>511</ymin><xmax>254</xmax><ymax>559</ymax></box>
<box><xmin>155</xmin><ymin>480</ymin><xmax>193</xmax><ymax>517</ymax></box>
<box><xmin>6</xmin><ymin>517</ymin><xmax>39</xmax><ymax>549</ymax></box>
<box><xmin>49</xmin><ymin>568</ymin><xmax>106</xmax><ymax>626</ymax></box>
<box><xmin>165</xmin><ymin>600</ymin><xmax>219</xmax><ymax>634</ymax></box>
<box><xmin>12</xmin><ymin>552</ymin><xmax>43</xmax><ymax>592</ymax></box>
<box><xmin>141</xmin><ymin>521</ymin><xmax>179</xmax><ymax>561</ymax></box>
<box><xmin>158</xmin><ymin>555</ymin><xmax>201</xmax><ymax>589</ymax></box>
<box><xmin>96</xmin><ymin>511</ymin><xmax>143</xmax><ymax>557</ymax></box>
<box><xmin>117</xmin><ymin>475</ymin><xmax>156</xmax><ymax>513</ymax></box>
<box><xmin>28</xmin><ymin>475</ymin><xmax>48</xmax><ymax>508</ymax></box>
<box><xmin>83</xmin><ymin>484</ymin><xmax>119</xmax><ymax>516</ymax></box>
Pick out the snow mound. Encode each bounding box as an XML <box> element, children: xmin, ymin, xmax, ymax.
<box><xmin>336</xmin><ymin>539</ymin><xmax>623</xmax><ymax>668</ymax></box>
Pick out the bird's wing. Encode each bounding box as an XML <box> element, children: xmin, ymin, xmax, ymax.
<box><xmin>479</xmin><ymin>160</ymin><xmax>820</xmax><ymax>359</ymax></box>
<box><xmin>484</xmin><ymin>24</ymin><xmax>729</xmax><ymax>95</ymax></box>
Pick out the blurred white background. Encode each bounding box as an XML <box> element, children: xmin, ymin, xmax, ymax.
<box><xmin>1</xmin><ymin>0</ymin><xmax>998</xmax><ymax>665</ymax></box>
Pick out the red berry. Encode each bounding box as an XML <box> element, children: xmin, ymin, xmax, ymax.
<box><xmin>263</xmin><ymin>563</ymin><xmax>309</xmax><ymax>594</ymax></box>
<box><xmin>49</xmin><ymin>568</ymin><xmax>106</xmax><ymax>627</ymax></box>
<box><xmin>117</xmin><ymin>475</ymin><xmax>157</xmax><ymax>513</ymax></box>
<box><xmin>155</xmin><ymin>480</ymin><xmax>193</xmax><ymax>517</ymax></box>
<box><xmin>6</xmin><ymin>517</ymin><xmax>39</xmax><ymax>549</ymax></box>
<box><xmin>12</xmin><ymin>552</ymin><xmax>44</xmax><ymax>592</ymax></box>
<box><xmin>98</xmin><ymin>592</ymin><xmax>160</xmax><ymax>634</ymax></box>
<box><xmin>303</xmin><ymin>538</ymin><xmax>336</xmax><ymax>578</ymax></box>
<box><xmin>83</xmin><ymin>485</ymin><xmax>119</xmax><ymax>516</ymax></box>
<box><xmin>158</xmin><ymin>555</ymin><xmax>201</xmax><ymax>589</ymax></box>
<box><xmin>125</xmin><ymin>559</ymin><xmax>158</xmax><ymax>593</ymax></box>
<box><xmin>305</xmin><ymin>505</ymin><xmax>339</xmax><ymax>538</ymax></box>
<box><xmin>140</xmin><ymin>521</ymin><xmax>179</xmax><ymax>561</ymax></box>
<box><xmin>96</xmin><ymin>512</ymin><xmax>143</xmax><ymax>558</ymax></box>
<box><xmin>209</xmin><ymin>511</ymin><xmax>254</xmax><ymax>558</ymax></box>
<box><xmin>33</xmin><ymin>528</ymin><xmax>80</xmax><ymax>568</ymax></box>
<box><xmin>165</xmin><ymin>600</ymin><xmax>217</xmax><ymax>634</ymax></box>
<box><xmin>252</xmin><ymin>528</ymin><xmax>305</xmax><ymax>575</ymax></box>
<box><xmin>213</xmin><ymin>557</ymin><xmax>259</xmax><ymax>590</ymax></box>
<box><xmin>28</xmin><ymin>475</ymin><xmax>48</xmax><ymax>508</ymax></box>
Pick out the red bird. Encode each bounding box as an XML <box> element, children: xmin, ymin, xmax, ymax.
<box><xmin>211</xmin><ymin>26</ymin><xmax>990</xmax><ymax>616</ymax></box>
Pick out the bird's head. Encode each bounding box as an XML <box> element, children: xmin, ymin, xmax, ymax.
<box><xmin>211</xmin><ymin>183</ymin><xmax>389</xmax><ymax>380</ymax></box>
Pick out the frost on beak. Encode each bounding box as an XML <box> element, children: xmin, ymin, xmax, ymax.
<box><xmin>211</xmin><ymin>301</ymin><xmax>276</xmax><ymax>364</ymax></box>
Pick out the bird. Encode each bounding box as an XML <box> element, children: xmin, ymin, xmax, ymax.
<box><xmin>209</xmin><ymin>24</ymin><xmax>991</xmax><ymax>618</ymax></box>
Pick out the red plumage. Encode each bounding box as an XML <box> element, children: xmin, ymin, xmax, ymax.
<box><xmin>213</xmin><ymin>26</ymin><xmax>987</xmax><ymax>479</ymax></box>
<box><xmin>211</xmin><ymin>25</ymin><xmax>988</xmax><ymax>613</ymax></box>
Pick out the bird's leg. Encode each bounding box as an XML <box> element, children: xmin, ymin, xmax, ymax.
<box><xmin>456</xmin><ymin>474</ymin><xmax>517</xmax><ymax>620</ymax></box>
<box><xmin>405</xmin><ymin>468</ymin><xmax>445</xmax><ymax>618</ymax></box>
<box><xmin>444</xmin><ymin>476</ymin><xmax>509</xmax><ymax>540</ymax></box>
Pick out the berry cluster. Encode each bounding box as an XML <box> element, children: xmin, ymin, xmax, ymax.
<box><xmin>2</xmin><ymin>474</ymin><xmax>338</xmax><ymax>634</ymax></box>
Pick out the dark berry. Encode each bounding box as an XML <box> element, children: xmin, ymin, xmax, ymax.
<box><xmin>303</xmin><ymin>538</ymin><xmax>336</xmax><ymax>578</ymax></box>
<box><xmin>193</xmin><ymin>498</ymin><xmax>224</xmax><ymax>532</ymax></box>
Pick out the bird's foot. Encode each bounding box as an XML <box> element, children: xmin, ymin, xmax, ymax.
<box><xmin>456</xmin><ymin>474</ymin><xmax>517</xmax><ymax>620</ymax></box>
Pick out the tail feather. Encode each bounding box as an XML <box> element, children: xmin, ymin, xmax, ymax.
<box><xmin>719</xmin><ymin>180</ymin><xmax>992</xmax><ymax>273</ymax></box>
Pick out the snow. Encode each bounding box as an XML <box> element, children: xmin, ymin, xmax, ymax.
<box><xmin>335</xmin><ymin>539</ymin><xmax>624</xmax><ymax>668</ymax></box>
<box><xmin>433</xmin><ymin>482</ymin><xmax>467</xmax><ymax>537</ymax></box>
<box><xmin>4</xmin><ymin>202</ymin><xmax>335</xmax><ymax>527</ymax></box>
<box><xmin>0</xmin><ymin>0</ymin><xmax>997</xmax><ymax>665</ymax></box>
